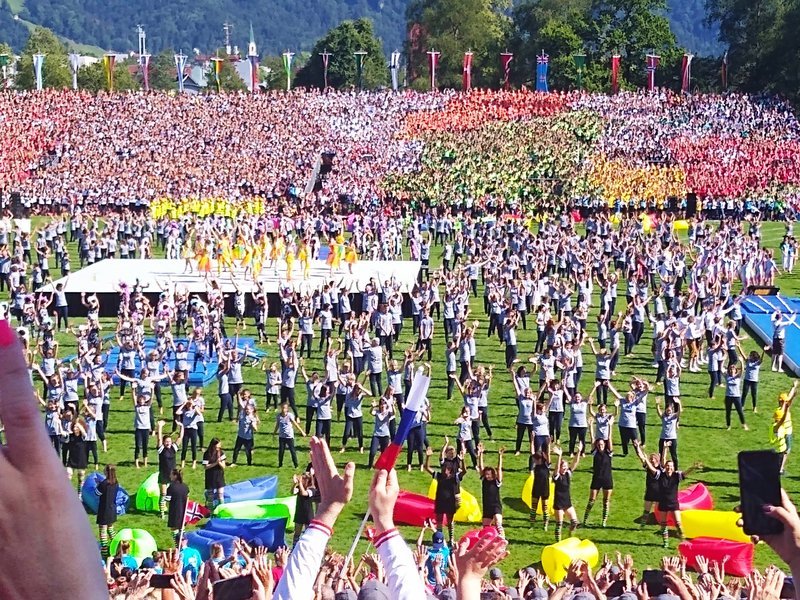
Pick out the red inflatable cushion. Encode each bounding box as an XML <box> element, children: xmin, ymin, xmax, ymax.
<box><xmin>654</xmin><ymin>482</ymin><xmax>713</xmax><ymax>526</ymax></box>
<box><xmin>393</xmin><ymin>491</ymin><xmax>436</xmax><ymax>527</ymax></box>
<box><xmin>679</xmin><ymin>537</ymin><xmax>754</xmax><ymax>578</ymax></box>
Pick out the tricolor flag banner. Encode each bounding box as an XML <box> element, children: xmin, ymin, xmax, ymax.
<box><xmin>536</xmin><ymin>52</ymin><xmax>549</xmax><ymax>92</ymax></box>
<box><xmin>103</xmin><ymin>54</ymin><xmax>116</xmax><ymax>92</ymax></box>
<box><xmin>320</xmin><ymin>50</ymin><xmax>332</xmax><ymax>89</ymax></box>
<box><xmin>211</xmin><ymin>57</ymin><xmax>223</xmax><ymax>92</ymax></box>
<box><xmin>721</xmin><ymin>51</ymin><xmax>728</xmax><ymax>92</ymax></box>
<box><xmin>646</xmin><ymin>53</ymin><xmax>660</xmax><ymax>92</ymax></box>
<box><xmin>183</xmin><ymin>500</ymin><xmax>211</xmax><ymax>526</ymax></box>
<box><xmin>141</xmin><ymin>54</ymin><xmax>151</xmax><ymax>91</ymax></box>
<box><xmin>374</xmin><ymin>367</ymin><xmax>431</xmax><ymax>471</ymax></box>
<box><xmin>249</xmin><ymin>54</ymin><xmax>259</xmax><ymax>93</ymax></box>
<box><xmin>174</xmin><ymin>52</ymin><xmax>188</xmax><ymax>93</ymax></box>
<box><xmin>611</xmin><ymin>54</ymin><xmax>620</xmax><ymax>94</ymax></box>
<box><xmin>681</xmin><ymin>53</ymin><xmax>693</xmax><ymax>94</ymax></box>
<box><xmin>32</xmin><ymin>53</ymin><xmax>45</xmax><ymax>91</ymax></box>
<box><xmin>427</xmin><ymin>49</ymin><xmax>440</xmax><ymax>91</ymax></box>
<box><xmin>462</xmin><ymin>51</ymin><xmax>473</xmax><ymax>91</ymax></box>
<box><xmin>68</xmin><ymin>52</ymin><xmax>80</xmax><ymax>91</ymax></box>
<box><xmin>500</xmin><ymin>51</ymin><xmax>513</xmax><ymax>90</ymax></box>
<box><xmin>390</xmin><ymin>51</ymin><xmax>401</xmax><ymax>91</ymax></box>
<box><xmin>282</xmin><ymin>51</ymin><xmax>294</xmax><ymax>91</ymax></box>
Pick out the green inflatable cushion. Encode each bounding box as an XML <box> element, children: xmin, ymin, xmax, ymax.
<box><xmin>135</xmin><ymin>472</ymin><xmax>160</xmax><ymax>512</ymax></box>
<box><xmin>109</xmin><ymin>528</ymin><xmax>158</xmax><ymax>566</ymax></box>
<box><xmin>213</xmin><ymin>496</ymin><xmax>297</xmax><ymax>530</ymax></box>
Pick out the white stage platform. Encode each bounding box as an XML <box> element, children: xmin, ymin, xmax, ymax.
<box><xmin>41</xmin><ymin>259</ymin><xmax>422</xmax><ymax>295</ymax></box>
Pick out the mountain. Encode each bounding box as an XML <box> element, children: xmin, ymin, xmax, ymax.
<box><xmin>1</xmin><ymin>0</ymin><xmax>720</xmax><ymax>57</ymax></box>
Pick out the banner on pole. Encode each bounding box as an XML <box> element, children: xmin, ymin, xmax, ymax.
<box><xmin>390</xmin><ymin>51</ymin><xmax>401</xmax><ymax>92</ymax></box>
<box><xmin>462</xmin><ymin>51</ymin><xmax>473</xmax><ymax>91</ymax></box>
<box><xmin>32</xmin><ymin>53</ymin><xmax>45</xmax><ymax>91</ymax></box>
<box><xmin>282</xmin><ymin>51</ymin><xmax>294</xmax><ymax>91</ymax></box>
<box><xmin>646</xmin><ymin>53</ymin><xmax>660</xmax><ymax>92</ymax></box>
<box><xmin>500</xmin><ymin>52</ymin><xmax>513</xmax><ymax>90</ymax></box>
<box><xmin>721</xmin><ymin>51</ymin><xmax>728</xmax><ymax>92</ymax></box>
<box><xmin>69</xmin><ymin>52</ymin><xmax>80</xmax><ymax>91</ymax></box>
<box><xmin>573</xmin><ymin>53</ymin><xmax>586</xmax><ymax>89</ymax></box>
<box><xmin>427</xmin><ymin>49</ymin><xmax>440</xmax><ymax>91</ymax></box>
<box><xmin>354</xmin><ymin>50</ymin><xmax>367</xmax><ymax>90</ymax></box>
<box><xmin>611</xmin><ymin>54</ymin><xmax>620</xmax><ymax>94</ymax></box>
<box><xmin>102</xmin><ymin>54</ymin><xmax>116</xmax><ymax>92</ymax></box>
<box><xmin>174</xmin><ymin>52</ymin><xmax>187</xmax><ymax>93</ymax></box>
<box><xmin>536</xmin><ymin>52</ymin><xmax>549</xmax><ymax>92</ymax></box>
<box><xmin>320</xmin><ymin>50</ymin><xmax>332</xmax><ymax>89</ymax></box>
<box><xmin>681</xmin><ymin>53</ymin><xmax>693</xmax><ymax>94</ymax></box>
<box><xmin>210</xmin><ymin>57</ymin><xmax>223</xmax><ymax>92</ymax></box>
<box><xmin>249</xmin><ymin>54</ymin><xmax>259</xmax><ymax>92</ymax></box>
<box><xmin>141</xmin><ymin>54</ymin><xmax>151</xmax><ymax>92</ymax></box>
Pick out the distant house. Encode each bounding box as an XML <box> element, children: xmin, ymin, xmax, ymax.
<box><xmin>182</xmin><ymin>65</ymin><xmax>207</xmax><ymax>94</ymax></box>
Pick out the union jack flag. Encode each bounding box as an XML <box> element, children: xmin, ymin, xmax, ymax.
<box><xmin>537</xmin><ymin>54</ymin><xmax>549</xmax><ymax>65</ymax></box>
<box><xmin>184</xmin><ymin>501</ymin><xmax>211</xmax><ymax>525</ymax></box>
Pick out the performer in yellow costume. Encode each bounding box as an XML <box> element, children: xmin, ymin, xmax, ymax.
<box><xmin>182</xmin><ymin>238</ymin><xmax>195</xmax><ymax>274</ymax></box>
<box><xmin>217</xmin><ymin>236</ymin><xmax>234</xmax><ymax>276</ymax></box>
<box><xmin>345</xmin><ymin>241</ymin><xmax>358</xmax><ymax>274</ymax></box>
<box><xmin>196</xmin><ymin>246</ymin><xmax>212</xmax><ymax>278</ymax></box>
<box><xmin>270</xmin><ymin>235</ymin><xmax>284</xmax><ymax>275</ymax></box>
<box><xmin>285</xmin><ymin>246</ymin><xmax>295</xmax><ymax>281</ymax></box>
<box><xmin>298</xmin><ymin>240</ymin><xmax>311</xmax><ymax>280</ymax></box>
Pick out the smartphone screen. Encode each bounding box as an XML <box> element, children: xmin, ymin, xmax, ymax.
<box><xmin>149</xmin><ymin>574</ymin><xmax>174</xmax><ymax>589</ymax></box>
<box><xmin>738</xmin><ymin>450</ymin><xmax>784</xmax><ymax>536</ymax></box>
<box><xmin>213</xmin><ymin>575</ymin><xmax>254</xmax><ymax>600</ymax></box>
<box><xmin>642</xmin><ymin>570</ymin><xmax>667</xmax><ymax>596</ymax></box>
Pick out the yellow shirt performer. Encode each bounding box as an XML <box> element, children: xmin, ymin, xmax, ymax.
<box><xmin>774</xmin><ymin>381</ymin><xmax>797</xmax><ymax>474</ymax></box>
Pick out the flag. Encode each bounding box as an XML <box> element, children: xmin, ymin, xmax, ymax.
<box><xmin>174</xmin><ymin>52</ymin><xmax>187</xmax><ymax>93</ymax></box>
<box><xmin>646</xmin><ymin>54</ymin><xmax>660</xmax><ymax>92</ymax></box>
<box><xmin>364</xmin><ymin>526</ymin><xmax>377</xmax><ymax>541</ymax></box>
<box><xmin>611</xmin><ymin>54</ymin><xmax>620</xmax><ymax>94</ymax></box>
<box><xmin>32</xmin><ymin>53</ymin><xmax>45</xmax><ymax>91</ymax></box>
<box><xmin>681</xmin><ymin>53</ymin><xmax>693</xmax><ymax>94</ymax></box>
<box><xmin>390</xmin><ymin>51</ymin><xmax>401</xmax><ymax>91</ymax></box>
<box><xmin>184</xmin><ymin>501</ymin><xmax>210</xmax><ymax>526</ymax></box>
<box><xmin>141</xmin><ymin>54</ymin><xmax>151</xmax><ymax>92</ymax></box>
<box><xmin>320</xmin><ymin>50</ymin><xmax>332</xmax><ymax>89</ymax></box>
<box><xmin>721</xmin><ymin>51</ymin><xmax>728</xmax><ymax>92</ymax></box>
<box><xmin>354</xmin><ymin>50</ymin><xmax>367</xmax><ymax>90</ymax></box>
<box><xmin>573</xmin><ymin>53</ymin><xmax>586</xmax><ymax>89</ymax></box>
<box><xmin>210</xmin><ymin>57</ymin><xmax>223</xmax><ymax>92</ymax></box>
<box><xmin>282</xmin><ymin>51</ymin><xmax>294</xmax><ymax>91</ymax></box>
<box><xmin>427</xmin><ymin>50</ymin><xmax>440</xmax><ymax>91</ymax></box>
<box><xmin>374</xmin><ymin>368</ymin><xmax>431</xmax><ymax>471</ymax></box>
<box><xmin>500</xmin><ymin>52</ymin><xmax>513</xmax><ymax>90</ymax></box>
<box><xmin>249</xmin><ymin>54</ymin><xmax>259</xmax><ymax>93</ymax></box>
<box><xmin>536</xmin><ymin>52</ymin><xmax>549</xmax><ymax>92</ymax></box>
<box><xmin>68</xmin><ymin>53</ymin><xmax>79</xmax><ymax>91</ymax></box>
<box><xmin>102</xmin><ymin>54</ymin><xmax>115</xmax><ymax>92</ymax></box>
<box><xmin>462</xmin><ymin>51</ymin><xmax>473</xmax><ymax>91</ymax></box>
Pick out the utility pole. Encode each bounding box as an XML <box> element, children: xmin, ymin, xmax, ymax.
<box><xmin>136</xmin><ymin>25</ymin><xmax>147</xmax><ymax>57</ymax></box>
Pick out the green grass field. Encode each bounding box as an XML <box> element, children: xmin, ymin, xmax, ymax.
<box><xmin>16</xmin><ymin>217</ymin><xmax>800</xmax><ymax>576</ymax></box>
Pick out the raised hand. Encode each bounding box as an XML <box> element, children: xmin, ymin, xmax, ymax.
<box><xmin>369</xmin><ymin>469</ymin><xmax>399</xmax><ymax>536</ymax></box>
<box><xmin>454</xmin><ymin>527</ymin><xmax>508</xmax><ymax>587</ymax></box>
<box><xmin>309</xmin><ymin>436</ymin><xmax>355</xmax><ymax>529</ymax></box>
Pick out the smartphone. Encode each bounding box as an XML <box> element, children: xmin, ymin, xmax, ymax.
<box><xmin>642</xmin><ymin>569</ymin><xmax>667</xmax><ymax>596</ymax></box>
<box><xmin>738</xmin><ymin>450</ymin><xmax>784</xmax><ymax>536</ymax></box>
<box><xmin>149</xmin><ymin>574</ymin><xmax>174</xmax><ymax>589</ymax></box>
<box><xmin>213</xmin><ymin>575</ymin><xmax>254</xmax><ymax>600</ymax></box>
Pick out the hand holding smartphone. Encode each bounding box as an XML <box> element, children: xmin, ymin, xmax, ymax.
<box><xmin>738</xmin><ymin>450</ymin><xmax>784</xmax><ymax>537</ymax></box>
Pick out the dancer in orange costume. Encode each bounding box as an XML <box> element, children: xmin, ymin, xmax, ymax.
<box><xmin>196</xmin><ymin>246</ymin><xmax>212</xmax><ymax>279</ymax></box>
<box><xmin>344</xmin><ymin>241</ymin><xmax>358</xmax><ymax>275</ymax></box>
<box><xmin>326</xmin><ymin>240</ymin><xmax>337</xmax><ymax>276</ymax></box>
<box><xmin>270</xmin><ymin>235</ymin><xmax>284</xmax><ymax>275</ymax></box>
<box><xmin>217</xmin><ymin>235</ymin><xmax>234</xmax><ymax>276</ymax></box>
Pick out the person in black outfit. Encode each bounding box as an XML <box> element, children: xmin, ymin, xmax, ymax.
<box><xmin>165</xmin><ymin>469</ymin><xmax>189</xmax><ymax>546</ymax></box>
<box><xmin>424</xmin><ymin>446</ymin><xmax>464</xmax><ymax>545</ymax></box>
<box><xmin>552</xmin><ymin>446</ymin><xmax>581</xmax><ymax>542</ymax></box>
<box><xmin>583</xmin><ymin>439</ymin><xmax>614</xmax><ymax>528</ymax></box>
<box><xmin>637</xmin><ymin>440</ymin><xmax>696</xmax><ymax>548</ymax></box>
<box><xmin>292</xmin><ymin>470</ymin><xmax>319</xmax><ymax>545</ymax></box>
<box><xmin>529</xmin><ymin>443</ymin><xmax>552</xmax><ymax>531</ymax></box>
<box><xmin>66</xmin><ymin>420</ymin><xmax>88</xmax><ymax>492</ymax></box>
<box><xmin>633</xmin><ymin>440</ymin><xmax>662</xmax><ymax>524</ymax></box>
<box><xmin>202</xmin><ymin>438</ymin><xmax>227</xmax><ymax>509</ymax></box>
<box><xmin>478</xmin><ymin>443</ymin><xmax>504</xmax><ymax>538</ymax></box>
<box><xmin>156</xmin><ymin>420</ymin><xmax>182</xmax><ymax>519</ymax></box>
<box><xmin>96</xmin><ymin>464</ymin><xmax>119</xmax><ymax>558</ymax></box>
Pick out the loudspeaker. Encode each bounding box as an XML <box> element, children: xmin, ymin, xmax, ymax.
<box><xmin>686</xmin><ymin>192</ymin><xmax>697</xmax><ymax>217</ymax></box>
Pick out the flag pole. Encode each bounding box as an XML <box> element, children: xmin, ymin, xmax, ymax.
<box><xmin>176</xmin><ymin>492</ymin><xmax>191</xmax><ymax>549</ymax></box>
<box><xmin>341</xmin><ymin>510</ymin><xmax>371</xmax><ymax>576</ymax></box>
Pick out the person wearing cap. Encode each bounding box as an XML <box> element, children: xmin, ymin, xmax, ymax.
<box><xmin>774</xmin><ymin>381</ymin><xmax>797</xmax><ymax>473</ymax></box>
<box><xmin>423</xmin><ymin>528</ymin><xmax>450</xmax><ymax>587</ymax></box>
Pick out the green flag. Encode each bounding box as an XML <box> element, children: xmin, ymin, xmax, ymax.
<box><xmin>573</xmin><ymin>53</ymin><xmax>586</xmax><ymax>89</ymax></box>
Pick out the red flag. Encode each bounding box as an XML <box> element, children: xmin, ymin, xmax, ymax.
<box><xmin>721</xmin><ymin>52</ymin><xmax>728</xmax><ymax>91</ymax></box>
<box><xmin>184</xmin><ymin>501</ymin><xmax>211</xmax><ymax>525</ymax></box>
<box><xmin>681</xmin><ymin>53</ymin><xmax>693</xmax><ymax>94</ymax></box>
<box><xmin>611</xmin><ymin>54</ymin><xmax>620</xmax><ymax>94</ymax></box>
<box><xmin>500</xmin><ymin>52</ymin><xmax>513</xmax><ymax>90</ymax></box>
<box><xmin>364</xmin><ymin>526</ymin><xmax>377</xmax><ymax>541</ymax></box>
<box><xmin>463</xmin><ymin>51</ymin><xmax>473</xmax><ymax>91</ymax></box>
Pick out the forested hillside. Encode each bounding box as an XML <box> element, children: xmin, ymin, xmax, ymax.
<box><xmin>1</xmin><ymin>0</ymin><xmax>718</xmax><ymax>55</ymax></box>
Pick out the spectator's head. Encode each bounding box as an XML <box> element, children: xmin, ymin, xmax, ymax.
<box><xmin>334</xmin><ymin>590</ymin><xmax>357</xmax><ymax>600</ymax></box>
<box><xmin>431</xmin><ymin>530</ymin><xmax>445</xmax><ymax>551</ymax></box>
<box><xmin>357</xmin><ymin>580</ymin><xmax>390</xmax><ymax>600</ymax></box>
